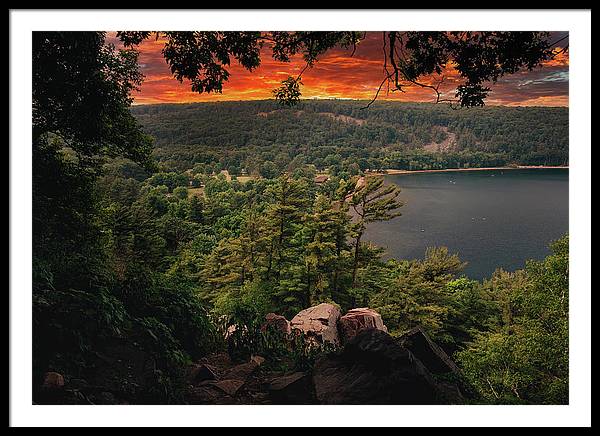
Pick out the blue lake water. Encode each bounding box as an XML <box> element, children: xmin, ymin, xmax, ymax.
<box><xmin>363</xmin><ymin>169</ymin><xmax>569</xmax><ymax>280</ymax></box>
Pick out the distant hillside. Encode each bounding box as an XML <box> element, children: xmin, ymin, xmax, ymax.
<box><xmin>131</xmin><ymin>100</ymin><xmax>568</xmax><ymax>175</ymax></box>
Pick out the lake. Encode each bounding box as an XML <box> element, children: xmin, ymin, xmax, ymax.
<box><xmin>363</xmin><ymin>169</ymin><xmax>569</xmax><ymax>280</ymax></box>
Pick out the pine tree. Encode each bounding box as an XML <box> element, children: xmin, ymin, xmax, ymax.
<box><xmin>263</xmin><ymin>175</ymin><xmax>309</xmax><ymax>314</ymax></box>
<box><xmin>301</xmin><ymin>194</ymin><xmax>341</xmax><ymax>307</ymax></box>
<box><xmin>237</xmin><ymin>205</ymin><xmax>269</xmax><ymax>282</ymax></box>
<box><xmin>348</xmin><ymin>176</ymin><xmax>403</xmax><ymax>301</ymax></box>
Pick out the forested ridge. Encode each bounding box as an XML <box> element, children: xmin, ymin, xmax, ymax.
<box><xmin>131</xmin><ymin>100</ymin><xmax>568</xmax><ymax>175</ymax></box>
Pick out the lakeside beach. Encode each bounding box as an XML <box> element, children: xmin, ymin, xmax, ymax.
<box><xmin>367</xmin><ymin>165</ymin><xmax>569</xmax><ymax>176</ymax></box>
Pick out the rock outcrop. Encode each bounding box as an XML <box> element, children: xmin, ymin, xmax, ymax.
<box><xmin>397</xmin><ymin>326</ymin><xmax>460</xmax><ymax>375</ymax></box>
<box><xmin>268</xmin><ymin>372</ymin><xmax>314</xmax><ymax>404</ymax></box>
<box><xmin>212</xmin><ymin>379</ymin><xmax>245</xmax><ymax>396</ymax></box>
<box><xmin>261</xmin><ymin>313</ymin><xmax>291</xmax><ymax>336</ymax></box>
<box><xmin>34</xmin><ymin>300</ymin><xmax>468</xmax><ymax>405</ymax></box>
<box><xmin>185</xmin><ymin>353</ymin><xmax>267</xmax><ymax>404</ymax></box>
<box><xmin>312</xmin><ymin>328</ymin><xmax>463</xmax><ymax>404</ymax></box>
<box><xmin>182</xmin><ymin>320</ymin><xmax>466</xmax><ymax>405</ymax></box>
<box><xmin>290</xmin><ymin>303</ymin><xmax>341</xmax><ymax>346</ymax></box>
<box><xmin>338</xmin><ymin>307</ymin><xmax>388</xmax><ymax>344</ymax></box>
<box><xmin>223</xmin><ymin>359</ymin><xmax>261</xmax><ymax>381</ymax></box>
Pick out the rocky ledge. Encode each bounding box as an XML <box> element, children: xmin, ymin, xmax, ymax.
<box><xmin>36</xmin><ymin>304</ymin><xmax>466</xmax><ymax>405</ymax></box>
<box><xmin>186</xmin><ymin>304</ymin><xmax>465</xmax><ymax>404</ymax></box>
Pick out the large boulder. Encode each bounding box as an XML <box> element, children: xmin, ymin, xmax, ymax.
<box><xmin>223</xmin><ymin>359</ymin><xmax>260</xmax><ymax>381</ymax></box>
<box><xmin>212</xmin><ymin>379</ymin><xmax>245</xmax><ymax>397</ymax></box>
<box><xmin>261</xmin><ymin>313</ymin><xmax>291</xmax><ymax>336</ymax></box>
<box><xmin>397</xmin><ymin>326</ymin><xmax>460</xmax><ymax>375</ymax></box>
<box><xmin>338</xmin><ymin>307</ymin><xmax>388</xmax><ymax>344</ymax></box>
<box><xmin>185</xmin><ymin>355</ymin><xmax>263</xmax><ymax>404</ymax></box>
<box><xmin>312</xmin><ymin>328</ymin><xmax>463</xmax><ymax>404</ymax></box>
<box><xmin>290</xmin><ymin>303</ymin><xmax>341</xmax><ymax>346</ymax></box>
<box><xmin>268</xmin><ymin>372</ymin><xmax>314</xmax><ymax>404</ymax></box>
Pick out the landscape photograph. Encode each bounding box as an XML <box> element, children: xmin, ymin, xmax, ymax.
<box><xmin>9</xmin><ymin>9</ymin><xmax>592</xmax><ymax>428</ymax></box>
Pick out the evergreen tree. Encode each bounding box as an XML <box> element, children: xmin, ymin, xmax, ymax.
<box><xmin>371</xmin><ymin>247</ymin><xmax>465</xmax><ymax>339</ymax></box>
<box><xmin>263</xmin><ymin>176</ymin><xmax>310</xmax><ymax>315</ymax></box>
<box><xmin>301</xmin><ymin>194</ymin><xmax>342</xmax><ymax>306</ymax></box>
<box><xmin>348</xmin><ymin>176</ymin><xmax>403</xmax><ymax>301</ymax></box>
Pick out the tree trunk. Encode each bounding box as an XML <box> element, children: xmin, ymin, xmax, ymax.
<box><xmin>306</xmin><ymin>263</ymin><xmax>312</xmax><ymax>308</ymax></box>
<box><xmin>351</xmin><ymin>231</ymin><xmax>362</xmax><ymax>290</ymax></box>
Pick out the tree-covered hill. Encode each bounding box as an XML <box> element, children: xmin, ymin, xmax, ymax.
<box><xmin>131</xmin><ymin>100</ymin><xmax>568</xmax><ymax>175</ymax></box>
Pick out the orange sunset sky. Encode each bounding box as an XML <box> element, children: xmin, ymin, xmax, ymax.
<box><xmin>110</xmin><ymin>32</ymin><xmax>569</xmax><ymax>107</ymax></box>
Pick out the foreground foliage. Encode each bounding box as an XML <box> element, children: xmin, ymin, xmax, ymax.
<box><xmin>457</xmin><ymin>236</ymin><xmax>569</xmax><ymax>404</ymax></box>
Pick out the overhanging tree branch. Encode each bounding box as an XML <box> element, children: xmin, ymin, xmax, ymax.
<box><xmin>117</xmin><ymin>30</ymin><xmax>561</xmax><ymax>108</ymax></box>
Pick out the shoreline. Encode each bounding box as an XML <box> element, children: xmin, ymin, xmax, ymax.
<box><xmin>367</xmin><ymin>166</ymin><xmax>569</xmax><ymax>176</ymax></box>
